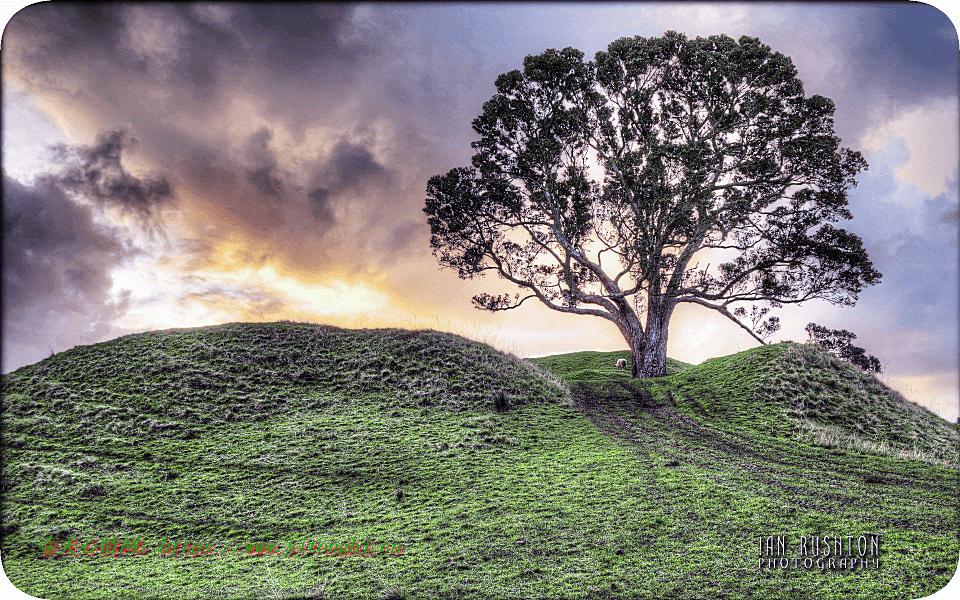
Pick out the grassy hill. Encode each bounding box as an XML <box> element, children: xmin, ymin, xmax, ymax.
<box><xmin>530</xmin><ymin>342</ymin><xmax>958</xmax><ymax>467</ymax></box>
<box><xmin>1</xmin><ymin>322</ymin><xmax>957</xmax><ymax>599</ymax></box>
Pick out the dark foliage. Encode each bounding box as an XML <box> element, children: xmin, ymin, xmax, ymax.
<box><xmin>805</xmin><ymin>322</ymin><xmax>882</xmax><ymax>373</ymax></box>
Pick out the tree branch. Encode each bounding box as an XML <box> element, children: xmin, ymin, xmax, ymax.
<box><xmin>674</xmin><ymin>296</ymin><xmax>768</xmax><ymax>345</ymax></box>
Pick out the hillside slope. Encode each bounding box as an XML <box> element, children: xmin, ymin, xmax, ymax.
<box><xmin>3</xmin><ymin>322</ymin><xmax>568</xmax><ymax>425</ymax></box>
<box><xmin>531</xmin><ymin>341</ymin><xmax>958</xmax><ymax>467</ymax></box>
<box><xmin>1</xmin><ymin>323</ymin><xmax>957</xmax><ymax>600</ymax></box>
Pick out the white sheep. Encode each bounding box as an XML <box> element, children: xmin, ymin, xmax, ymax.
<box><xmin>616</xmin><ymin>358</ymin><xmax>627</xmax><ymax>370</ymax></box>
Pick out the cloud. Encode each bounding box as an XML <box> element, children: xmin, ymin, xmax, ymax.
<box><xmin>306</xmin><ymin>187</ymin><xmax>336</xmax><ymax>227</ymax></box>
<box><xmin>4</xmin><ymin>4</ymin><xmax>366</xmax><ymax>117</ymax></box>
<box><xmin>858</xmin><ymin>98</ymin><xmax>958</xmax><ymax>198</ymax></box>
<box><xmin>3</xmin><ymin>4</ymin><xmax>432</xmax><ymax>276</ymax></box>
<box><xmin>847</xmin><ymin>4</ymin><xmax>957</xmax><ymax>105</ymax></box>
<box><xmin>317</xmin><ymin>139</ymin><xmax>392</xmax><ymax>193</ymax></box>
<box><xmin>1</xmin><ymin>174</ymin><xmax>135</xmax><ymax>371</ymax></box>
<box><xmin>772</xmin><ymin>3</ymin><xmax>959</xmax><ymax>141</ymax></box>
<box><xmin>1</xmin><ymin>128</ymin><xmax>179</xmax><ymax>371</ymax></box>
<box><xmin>179</xmin><ymin>276</ymin><xmax>286</xmax><ymax>319</ymax></box>
<box><xmin>305</xmin><ymin>138</ymin><xmax>393</xmax><ymax>227</ymax></box>
<box><xmin>840</xmin><ymin>141</ymin><xmax>958</xmax><ymax>380</ymax></box>
<box><xmin>51</xmin><ymin>129</ymin><xmax>174</xmax><ymax>225</ymax></box>
<box><xmin>244</xmin><ymin>128</ymin><xmax>285</xmax><ymax>200</ymax></box>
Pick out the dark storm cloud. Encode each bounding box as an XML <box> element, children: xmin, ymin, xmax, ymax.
<box><xmin>767</xmin><ymin>3</ymin><xmax>959</xmax><ymax>140</ymax></box>
<box><xmin>0</xmin><ymin>127</ymin><xmax>178</xmax><ymax>371</ymax></box>
<box><xmin>383</xmin><ymin>219</ymin><xmax>426</xmax><ymax>258</ymax></box>
<box><xmin>245</xmin><ymin>128</ymin><xmax>285</xmax><ymax>200</ymax></box>
<box><xmin>9</xmin><ymin>4</ymin><xmax>134</xmax><ymax>75</ymax></box>
<box><xmin>305</xmin><ymin>138</ymin><xmax>394</xmax><ymax>228</ymax></box>
<box><xmin>852</xmin><ymin>4</ymin><xmax>957</xmax><ymax>103</ymax></box>
<box><xmin>1</xmin><ymin>174</ymin><xmax>134</xmax><ymax>371</ymax></box>
<box><xmin>317</xmin><ymin>139</ymin><xmax>392</xmax><ymax>194</ymax></box>
<box><xmin>247</xmin><ymin>166</ymin><xmax>284</xmax><ymax>200</ymax></box>
<box><xmin>227</xmin><ymin>3</ymin><xmax>358</xmax><ymax>71</ymax></box>
<box><xmin>2</xmin><ymin>175</ymin><xmax>129</xmax><ymax>314</ymax></box>
<box><xmin>170</xmin><ymin>136</ymin><xmax>289</xmax><ymax>236</ymax></box>
<box><xmin>185</xmin><ymin>3</ymin><xmax>383</xmax><ymax>130</ymax></box>
<box><xmin>3</xmin><ymin>2</ymin><xmax>424</xmax><ymax>274</ymax></box>
<box><xmin>5</xmin><ymin>3</ymin><xmax>365</xmax><ymax>110</ymax></box>
<box><xmin>307</xmin><ymin>187</ymin><xmax>335</xmax><ymax>226</ymax></box>
<box><xmin>51</xmin><ymin>130</ymin><xmax>174</xmax><ymax>223</ymax></box>
<box><xmin>841</xmin><ymin>141</ymin><xmax>958</xmax><ymax>376</ymax></box>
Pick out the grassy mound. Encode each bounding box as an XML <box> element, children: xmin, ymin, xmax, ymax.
<box><xmin>761</xmin><ymin>342</ymin><xmax>958</xmax><ymax>467</ymax></box>
<box><xmin>533</xmin><ymin>342</ymin><xmax>957</xmax><ymax>467</ymax></box>
<box><xmin>3</xmin><ymin>321</ymin><xmax>568</xmax><ymax>431</ymax></box>
<box><xmin>2</xmin><ymin>323</ymin><xmax>569</xmax><ymax>554</ymax></box>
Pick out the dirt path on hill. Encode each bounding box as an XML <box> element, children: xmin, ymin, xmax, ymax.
<box><xmin>572</xmin><ymin>381</ymin><xmax>769</xmax><ymax>470</ymax></box>
<box><xmin>570</xmin><ymin>381</ymin><xmax>949</xmax><ymax>502</ymax></box>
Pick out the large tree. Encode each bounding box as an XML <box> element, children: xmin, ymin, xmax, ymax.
<box><xmin>424</xmin><ymin>32</ymin><xmax>881</xmax><ymax>378</ymax></box>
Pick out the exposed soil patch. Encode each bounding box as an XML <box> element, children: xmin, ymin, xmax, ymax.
<box><xmin>573</xmin><ymin>384</ymin><xmax>653</xmax><ymax>451</ymax></box>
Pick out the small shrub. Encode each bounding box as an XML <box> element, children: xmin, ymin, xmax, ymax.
<box><xmin>492</xmin><ymin>390</ymin><xmax>509</xmax><ymax>413</ymax></box>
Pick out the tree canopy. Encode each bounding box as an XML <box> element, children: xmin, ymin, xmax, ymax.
<box><xmin>425</xmin><ymin>32</ymin><xmax>881</xmax><ymax>377</ymax></box>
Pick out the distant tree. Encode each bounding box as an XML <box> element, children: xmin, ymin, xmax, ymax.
<box><xmin>805</xmin><ymin>323</ymin><xmax>882</xmax><ymax>374</ymax></box>
<box><xmin>425</xmin><ymin>32</ymin><xmax>882</xmax><ymax>378</ymax></box>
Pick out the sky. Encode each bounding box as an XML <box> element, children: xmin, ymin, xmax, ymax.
<box><xmin>2</xmin><ymin>1</ymin><xmax>958</xmax><ymax>423</ymax></box>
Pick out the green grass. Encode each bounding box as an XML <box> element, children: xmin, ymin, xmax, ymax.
<box><xmin>529</xmin><ymin>349</ymin><xmax>694</xmax><ymax>382</ymax></box>
<box><xmin>532</xmin><ymin>342</ymin><xmax>958</xmax><ymax>468</ymax></box>
<box><xmin>1</xmin><ymin>322</ymin><xmax>957</xmax><ymax>599</ymax></box>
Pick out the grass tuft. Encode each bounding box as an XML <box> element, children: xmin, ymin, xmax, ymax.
<box><xmin>380</xmin><ymin>584</ymin><xmax>406</xmax><ymax>600</ymax></box>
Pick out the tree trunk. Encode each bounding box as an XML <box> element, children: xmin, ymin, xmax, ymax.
<box><xmin>636</xmin><ymin>317</ymin><xmax>668</xmax><ymax>377</ymax></box>
<box><xmin>627</xmin><ymin>298</ymin><xmax>673</xmax><ymax>378</ymax></box>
